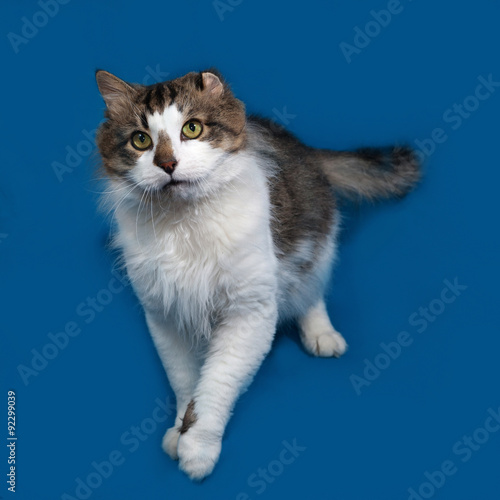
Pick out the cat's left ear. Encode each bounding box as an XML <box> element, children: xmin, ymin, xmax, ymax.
<box><xmin>201</xmin><ymin>72</ymin><xmax>224</xmax><ymax>97</ymax></box>
<box><xmin>95</xmin><ymin>70</ymin><xmax>136</xmax><ymax>116</ymax></box>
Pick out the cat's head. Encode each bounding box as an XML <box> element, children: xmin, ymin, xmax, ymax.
<box><xmin>95</xmin><ymin>69</ymin><xmax>246</xmax><ymax>201</ymax></box>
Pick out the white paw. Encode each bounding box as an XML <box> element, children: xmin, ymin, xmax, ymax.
<box><xmin>177</xmin><ymin>428</ymin><xmax>221</xmax><ymax>481</ymax></box>
<box><xmin>162</xmin><ymin>426</ymin><xmax>180</xmax><ymax>460</ymax></box>
<box><xmin>302</xmin><ymin>329</ymin><xmax>348</xmax><ymax>358</ymax></box>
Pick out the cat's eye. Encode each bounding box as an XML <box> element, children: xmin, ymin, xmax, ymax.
<box><xmin>131</xmin><ymin>132</ymin><xmax>152</xmax><ymax>150</ymax></box>
<box><xmin>182</xmin><ymin>120</ymin><xmax>203</xmax><ymax>140</ymax></box>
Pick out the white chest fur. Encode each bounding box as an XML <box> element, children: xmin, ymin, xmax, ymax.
<box><xmin>109</xmin><ymin>162</ymin><xmax>277</xmax><ymax>340</ymax></box>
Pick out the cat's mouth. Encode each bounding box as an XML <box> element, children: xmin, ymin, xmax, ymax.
<box><xmin>162</xmin><ymin>174</ymin><xmax>206</xmax><ymax>190</ymax></box>
<box><xmin>164</xmin><ymin>178</ymin><xmax>192</xmax><ymax>189</ymax></box>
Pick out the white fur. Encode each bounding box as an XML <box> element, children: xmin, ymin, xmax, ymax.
<box><xmin>104</xmin><ymin>104</ymin><xmax>344</xmax><ymax>480</ymax></box>
<box><xmin>299</xmin><ymin>300</ymin><xmax>347</xmax><ymax>357</ymax></box>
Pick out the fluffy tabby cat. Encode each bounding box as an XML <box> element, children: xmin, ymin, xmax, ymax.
<box><xmin>95</xmin><ymin>69</ymin><xmax>420</xmax><ymax>480</ymax></box>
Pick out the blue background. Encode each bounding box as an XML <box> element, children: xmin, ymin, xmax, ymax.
<box><xmin>2</xmin><ymin>1</ymin><xmax>499</xmax><ymax>499</ymax></box>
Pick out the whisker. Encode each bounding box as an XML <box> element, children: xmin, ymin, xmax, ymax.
<box><xmin>150</xmin><ymin>187</ymin><xmax>158</xmax><ymax>242</ymax></box>
<box><xmin>135</xmin><ymin>187</ymin><xmax>148</xmax><ymax>245</ymax></box>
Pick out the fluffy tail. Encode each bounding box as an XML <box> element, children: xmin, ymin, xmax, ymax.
<box><xmin>316</xmin><ymin>146</ymin><xmax>420</xmax><ymax>200</ymax></box>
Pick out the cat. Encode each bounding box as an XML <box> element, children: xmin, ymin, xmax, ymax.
<box><xmin>95</xmin><ymin>68</ymin><xmax>420</xmax><ymax>480</ymax></box>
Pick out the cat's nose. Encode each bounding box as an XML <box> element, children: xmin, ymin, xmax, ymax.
<box><xmin>159</xmin><ymin>160</ymin><xmax>177</xmax><ymax>175</ymax></box>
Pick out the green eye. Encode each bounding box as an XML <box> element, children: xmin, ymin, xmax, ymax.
<box><xmin>131</xmin><ymin>132</ymin><xmax>152</xmax><ymax>150</ymax></box>
<box><xmin>182</xmin><ymin>120</ymin><xmax>203</xmax><ymax>140</ymax></box>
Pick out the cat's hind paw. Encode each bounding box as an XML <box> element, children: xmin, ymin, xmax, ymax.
<box><xmin>299</xmin><ymin>300</ymin><xmax>348</xmax><ymax>358</ymax></box>
<box><xmin>301</xmin><ymin>328</ymin><xmax>348</xmax><ymax>358</ymax></box>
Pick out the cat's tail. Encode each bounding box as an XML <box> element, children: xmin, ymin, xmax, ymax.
<box><xmin>316</xmin><ymin>146</ymin><xmax>420</xmax><ymax>200</ymax></box>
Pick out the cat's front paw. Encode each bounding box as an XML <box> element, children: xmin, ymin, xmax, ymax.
<box><xmin>177</xmin><ymin>428</ymin><xmax>222</xmax><ymax>480</ymax></box>
<box><xmin>162</xmin><ymin>426</ymin><xmax>180</xmax><ymax>460</ymax></box>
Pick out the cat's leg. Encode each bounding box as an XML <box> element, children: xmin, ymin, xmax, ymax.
<box><xmin>176</xmin><ymin>295</ymin><xmax>278</xmax><ymax>480</ymax></box>
<box><xmin>298</xmin><ymin>299</ymin><xmax>347</xmax><ymax>357</ymax></box>
<box><xmin>145</xmin><ymin>312</ymin><xmax>202</xmax><ymax>460</ymax></box>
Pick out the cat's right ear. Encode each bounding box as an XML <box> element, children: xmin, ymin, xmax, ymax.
<box><xmin>95</xmin><ymin>70</ymin><xmax>135</xmax><ymax>117</ymax></box>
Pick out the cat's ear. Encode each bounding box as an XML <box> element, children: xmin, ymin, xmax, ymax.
<box><xmin>201</xmin><ymin>72</ymin><xmax>224</xmax><ymax>97</ymax></box>
<box><xmin>95</xmin><ymin>70</ymin><xmax>136</xmax><ymax>116</ymax></box>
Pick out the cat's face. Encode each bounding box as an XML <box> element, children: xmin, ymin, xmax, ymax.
<box><xmin>96</xmin><ymin>70</ymin><xmax>246</xmax><ymax>201</ymax></box>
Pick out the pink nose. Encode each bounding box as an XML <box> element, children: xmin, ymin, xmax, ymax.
<box><xmin>159</xmin><ymin>160</ymin><xmax>177</xmax><ymax>175</ymax></box>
